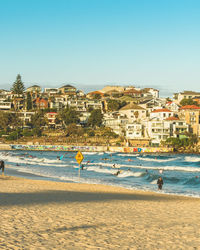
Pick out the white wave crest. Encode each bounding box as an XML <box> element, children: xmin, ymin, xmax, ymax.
<box><xmin>185</xmin><ymin>156</ymin><xmax>200</xmax><ymax>162</ymax></box>
<box><xmin>137</xmin><ymin>157</ymin><xmax>178</xmax><ymax>162</ymax></box>
<box><xmin>117</xmin><ymin>171</ymin><xmax>144</xmax><ymax>178</ymax></box>
<box><xmin>118</xmin><ymin>154</ymin><xmax>139</xmax><ymax>157</ymax></box>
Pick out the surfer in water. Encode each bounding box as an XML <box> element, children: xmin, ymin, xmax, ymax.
<box><xmin>114</xmin><ymin>170</ymin><xmax>123</xmax><ymax>176</ymax></box>
<box><xmin>157</xmin><ymin>177</ymin><xmax>163</xmax><ymax>190</ymax></box>
<box><xmin>0</xmin><ymin>160</ymin><xmax>5</xmax><ymax>175</ymax></box>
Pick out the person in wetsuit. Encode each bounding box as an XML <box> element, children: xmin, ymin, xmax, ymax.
<box><xmin>157</xmin><ymin>177</ymin><xmax>163</xmax><ymax>190</ymax></box>
<box><xmin>0</xmin><ymin>160</ymin><xmax>5</xmax><ymax>175</ymax></box>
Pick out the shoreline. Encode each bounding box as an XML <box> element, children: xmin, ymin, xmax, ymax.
<box><xmin>0</xmin><ymin>174</ymin><xmax>198</xmax><ymax>200</ymax></box>
<box><xmin>3</xmin><ymin>171</ymin><xmax>200</xmax><ymax>199</ymax></box>
<box><xmin>1</xmin><ymin>175</ymin><xmax>200</xmax><ymax>249</ymax></box>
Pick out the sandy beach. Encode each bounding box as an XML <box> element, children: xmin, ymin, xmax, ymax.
<box><xmin>0</xmin><ymin>176</ymin><xmax>200</xmax><ymax>249</ymax></box>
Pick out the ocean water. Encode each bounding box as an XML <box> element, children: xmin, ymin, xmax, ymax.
<box><xmin>1</xmin><ymin>150</ymin><xmax>200</xmax><ymax>198</ymax></box>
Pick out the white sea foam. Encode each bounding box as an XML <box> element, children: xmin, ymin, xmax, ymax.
<box><xmin>86</xmin><ymin>166</ymin><xmax>117</xmax><ymax>174</ymax></box>
<box><xmin>118</xmin><ymin>153</ymin><xmax>139</xmax><ymax>157</ymax></box>
<box><xmin>185</xmin><ymin>156</ymin><xmax>200</xmax><ymax>162</ymax></box>
<box><xmin>117</xmin><ymin>171</ymin><xmax>144</xmax><ymax>178</ymax></box>
<box><xmin>137</xmin><ymin>157</ymin><xmax>178</xmax><ymax>162</ymax></box>
<box><xmin>81</xmin><ymin>152</ymin><xmax>97</xmax><ymax>155</ymax></box>
<box><xmin>128</xmin><ymin>165</ymin><xmax>200</xmax><ymax>172</ymax></box>
<box><xmin>0</xmin><ymin>153</ymin><xmax>68</xmax><ymax>167</ymax></box>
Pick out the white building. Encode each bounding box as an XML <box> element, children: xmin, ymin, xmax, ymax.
<box><xmin>177</xmin><ymin>91</ymin><xmax>200</xmax><ymax>104</ymax></box>
<box><xmin>150</xmin><ymin>108</ymin><xmax>173</xmax><ymax>120</ymax></box>
<box><xmin>142</xmin><ymin>118</ymin><xmax>171</xmax><ymax>145</ymax></box>
<box><xmin>142</xmin><ymin>116</ymin><xmax>189</xmax><ymax>145</ymax></box>
<box><xmin>86</xmin><ymin>100</ymin><xmax>102</xmax><ymax>111</ymax></box>
<box><xmin>18</xmin><ymin>111</ymin><xmax>35</xmax><ymax>124</ymax></box>
<box><xmin>125</xmin><ymin>123</ymin><xmax>143</xmax><ymax>139</ymax></box>
<box><xmin>103</xmin><ymin>112</ymin><xmax>128</xmax><ymax>135</ymax></box>
<box><xmin>119</xmin><ymin>103</ymin><xmax>147</xmax><ymax>122</ymax></box>
<box><xmin>44</xmin><ymin>88</ymin><xmax>59</xmax><ymax>96</ymax></box>
<box><xmin>0</xmin><ymin>102</ymin><xmax>12</xmax><ymax>110</ymax></box>
<box><xmin>166</xmin><ymin>101</ymin><xmax>180</xmax><ymax>112</ymax></box>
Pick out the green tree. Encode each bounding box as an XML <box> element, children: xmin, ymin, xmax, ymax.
<box><xmin>59</xmin><ymin>107</ymin><xmax>79</xmax><ymax>127</ymax></box>
<box><xmin>0</xmin><ymin>112</ymin><xmax>21</xmax><ymax>131</ymax></box>
<box><xmin>166</xmin><ymin>97</ymin><xmax>172</xmax><ymax>102</ymax></box>
<box><xmin>107</xmin><ymin>99</ymin><xmax>120</xmax><ymax>111</ymax></box>
<box><xmin>30</xmin><ymin>111</ymin><xmax>46</xmax><ymax>130</ymax></box>
<box><xmin>65</xmin><ymin>123</ymin><xmax>83</xmax><ymax>137</ymax></box>
<box><xmin>107</xmin><ymin>99</ymin><xmax>127</xmax><ymax>111</ymax></box>
<box><xmin>94</xmin><ymin>93</ymin><xmax>101</xmax><ymax>99</ymax></box>
<box><xmin>87</xmin><ymin>109</ymin><xmax>103</xmax><ymax>128</ymax></box>
<box><xmin>185</xmin><ymin>132</ymin><xmax>198</xmax><ymax>146</ymax></box>
<box><xmin>26</xmin><ymin>92</ymin><xmax>32</xmax><ymax>110</ymax></box>
<box><xmin>180</xmin><ymin>98</ymin><xmax>197</xmax><ymax>106</ymax></box>
<box><xmin>11</xmin><ymin>74</ymin><xmax>25</xmax><ymax>95</ymax></box>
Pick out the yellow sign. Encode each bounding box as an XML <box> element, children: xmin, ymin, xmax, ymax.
<box><xmin>75</xmin><ymin>151</ymin><xmax>84</xmax><ymax>164</ymax></box>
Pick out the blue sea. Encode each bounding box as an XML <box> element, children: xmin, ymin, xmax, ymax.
<box><xmin>1</xmin><ymin>150</ymin><xmax>200</xmax><ymax>198</ymax></box>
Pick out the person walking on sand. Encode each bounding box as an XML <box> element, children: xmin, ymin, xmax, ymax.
<box><xmin>157</xmin><ymin>177</ymin><xmax>163</xmax><ymax>190</ymax></box>
<box><xmin>0</xmin><ymin>160</ymin><xmax>5</xmax><ymax>175</ymax></box>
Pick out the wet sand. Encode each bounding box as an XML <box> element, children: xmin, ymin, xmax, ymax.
<box><xmin>0</xmin><ymin>175</ymin><xmax>200</xmax><ymax>249</ymax></box>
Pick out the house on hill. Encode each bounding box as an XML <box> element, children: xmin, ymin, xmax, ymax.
<box><xmin>119</xmin><ymin>103</ymin><xmax>147</xmax><ymax>122</ymax></box>
<box><xmin>44</xmin><ymin>88</ymin><xmax>59</xmax><ymax>96</ymax></box>
<box><xmin>166</xmin><ymin>101</ymin><xmax>180</xmax><ymax>112</ymax></box>
<box><xmin>86</xmin><ymin>91</ymin><xmax>104</xmax><ymax>99</ymax></box>
<box><xmin>101</xmin><ymin>86</ymin><xmax>125</xmax><ymax>93</ymax></box>
<box><xmin>33</xmin><ymin>97</ymin><xmax>48</xmax><ymax>110</ymax></box>
<box><xmin>59</xmin><ymin>84</ymin><xmax>77</xmax><ymax>96</ymax></box>
<box><xmin>150</xmin><ymin>108</ymin><xmax>173</xmax><ymax>120</ymax></box>
<box><xmin>123</xmin><ymin>89</ymin><xmax>143</xmax><ymax>98</ymax></box>
<box><xmin>177</xmin><ymin>91</ymin><xmax>200</xmax><ymax>104</ymax></box>
<box><xmin>26</xmin><ymin>85</ymin><xmax>42</xmax><ymax>99</ymax></box>
<box><xmin>141</xmin><ymin>88</ymin><xmax>159</xmax><ymax>99</ymax></box>
<box><xmin>26</xmin><ymin>85</ymin><xmax>42</xmax><ymax>93</ymax></box>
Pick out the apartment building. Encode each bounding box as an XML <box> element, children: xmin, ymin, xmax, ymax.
<box><xmin>179</xmin><ymin>105</ymin><xmax>200</xmax><ymax>136</ymax></box>
<box><xmin>103</xmin><ymin>112</ymin><xmax>128</xmax><ymax>135</ymax></box>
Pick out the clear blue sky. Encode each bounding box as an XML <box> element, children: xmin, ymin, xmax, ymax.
<box><xmin>0</xmin><ymin>0</ymin><xmax>200</xmax><ymax>96</ymax></box>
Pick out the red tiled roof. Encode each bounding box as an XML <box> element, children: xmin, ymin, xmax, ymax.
<box><xmin>87</xmin><ymin>91</ymin><xmax>104</xmax><ymax>96</ymax></box>
<box><xmin>180</xmin><ymin>105</ymin><xmax>200</xmax><ymax>110</ymax></box>
<box><xmin>151</xmin><ymin>108</ymin><xmax>171</xmax><ymax>113</ymax></box>
<box><xmin>165</xmin><ymin>116</ymin><xmax>179</xmax><ymax>121</ymax></box>
<box><xmin>166</xmin><ymin>101</ymin><xmax>172</xmax><ymax>105</ymax></box>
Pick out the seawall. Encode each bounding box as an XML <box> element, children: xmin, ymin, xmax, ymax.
<box><xmin>9</xmin><ymin>144</ymin><xmax>174</xmax><ymax>153</ymax></box>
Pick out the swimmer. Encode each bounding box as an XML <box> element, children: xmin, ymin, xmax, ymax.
<box><xmin>114</xmin><ymin>170</ymin><xmax>121</xmax><ymax>176</ymax></box>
